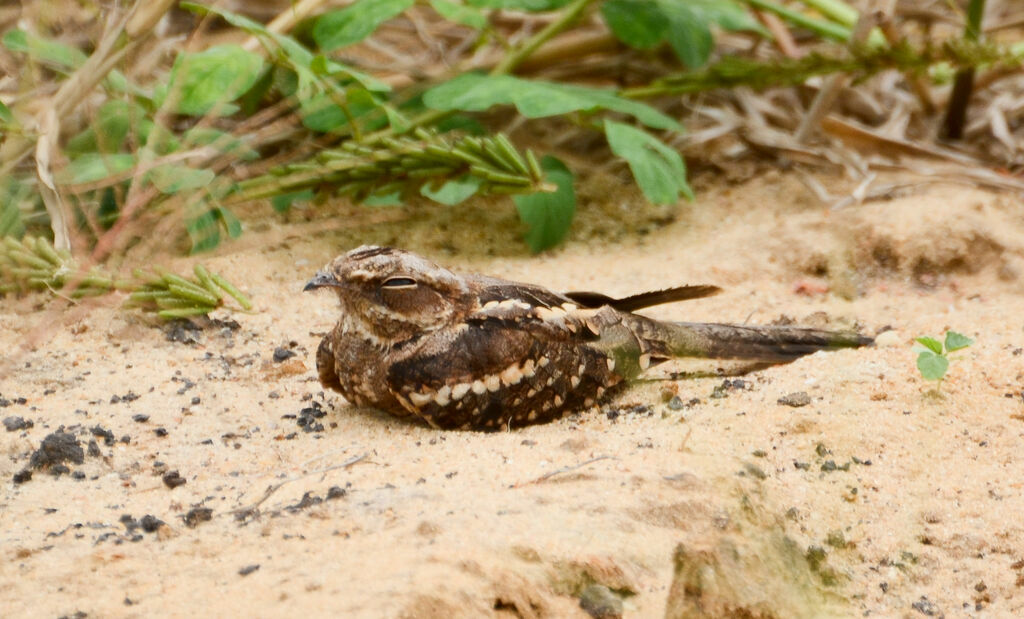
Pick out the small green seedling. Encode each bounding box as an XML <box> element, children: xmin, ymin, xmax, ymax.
<box><xmin>914</xmin><ymin>331</ymin><xmax>974</xmax><ymax>390</ymax></box>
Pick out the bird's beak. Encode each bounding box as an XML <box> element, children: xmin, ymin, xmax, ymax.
<box><xmin>303</xmin><ymin>271</ymin><xmax>342</xmax><ymax>291</ymax></box>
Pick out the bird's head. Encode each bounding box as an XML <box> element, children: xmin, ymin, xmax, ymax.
<box><xmin>304</xmin><ymin>246</ymin><xmax>471</xmax><ymax>345</ymax></box>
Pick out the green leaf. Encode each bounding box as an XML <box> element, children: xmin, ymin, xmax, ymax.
<box><xmin>914</xmin><ymin>336</ymin><xmax>943</xmax><ymax>355</ymax></box>
<box><xmin>429</xmin><ymin>0</ymin><xmax>487</xmax><ymax>29</ymax></box>
<box><xmin>300</xmin><ymin>87</ymin><xmax>385</xmax><ymax>132</ymax></box>
<box><xmin>66</xmin><ymin>100</ymin><xmax>149</xmax><ymax>156</ymax></box>
<box><xmin>362</xmin><ymin>189</ymin><xmax>403</xmax><ymax>206</ymax></box>
<box><xmin>0</xmin><ymin>180</ymin><xmax>30</xmax><ymax>238</ymax></box>
<box><xmin>2</xmin><ymin>28</ymin><xmax>87</xmax><ymax>70</ymax></box>
<box><xmin>435</xmin><ymin>114</ymin><xmax>486</xmax><ymax>135</ymax></box>
<box><xmin>308</xmin><ymin>54</ymin><xmax>390</xmax><ymax>92</ymax></box>
<box><xmin>685</xmin><ymin>0</ymin><xmax>763</xmax><ymax>33</ymax></box>
<box><xmin>218</xmin><ymin>206</ymin><xmax>243</xmax><ymax>239</ymax></box>
<box><xmin>604</xmin><ymin>120</ymin><xmax>692</xmax><ymax>205</ymax></box>
<box><xmin>421</xmin><ymin>175</ymin><xmax>483</xmax><ymax>205</ymax></box>
<box><xmin>147</xmin><ymin>164</ymin><xmax>216</xmax><ymax>194</ymax></box>
<box><xmin>59</xmin><ymin>153</ymin><xmax>136</xmax><ymax>184</ymax></box>
<box><xmin>601</xmin><ymin>0</ymin><xmax>667</xmax><ymax>49</ymax></box>
<box><xmin>186</xmin><ymin>210</ymin><xmax>221</xmax><ymax>253</ymax></box>
<box><xmin>186</xmin><ymin>206</ymin><xmax>242</xmax><ymax>253</ymax></box>
<box><xmin>663</xmin><ymin>5</ymin><xmax>713</xmax><ymax>68</ymax></box>
<box><xmin>0</xmin><ymin>100</ymin><xmax>12</xmax><ymax>124</ymax></box>
<box><xmin>313</xmin><ymin>0</ymin><xmax>415</xmax><ymax>52</ymax></box>
<box><xmin>163</xmin><ymin>45</ymin><xmax>264</xmax><ymax>116</ymax></box>
<box><xmin>383</xmin><ymin>105</ymin><xmax>412</xmax><ymax>133</ymax></box>
<box><xmin>513</xmin><ymin>156</ymin><xmax>575</xmax><ymax>253</ymax></box>
<box><xmin>466</xmin><ymin>0</ymin><xmax>570</xmax><ymax>9</ymax></box>
<box><xmin>944</xmin><ymin>331</ymin><xmax>974</xmax><ymax>353</ymax></box>
<box><xmin>600</xmin><ymin>0</ymin><xmax>764</xmax><ymax>68</ymax></box>
<box><xmin>916</xmin><ymin>351</ymin><xmax>949</xmax><ymax>381</ymax></box>
<box><xmin>423</xmin><ymin>73</ymin><xmax>681</xmax><ymax>131</ymax></box>
<box><xmin>271</xmin><ymin>189</ymin><xmax>314</xmax><ymax>213</ymax></box>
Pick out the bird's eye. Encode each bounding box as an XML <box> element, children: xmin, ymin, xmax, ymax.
<box><xmin>381</xmin><ymin>277</ymin><xmax>417</xmax><ymax>289</ymax></box>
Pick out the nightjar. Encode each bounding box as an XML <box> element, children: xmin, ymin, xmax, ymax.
<box><xmin>306</xmin><ymin>246</ymin><xmax>871</xmax><ymax>431</ymax></box>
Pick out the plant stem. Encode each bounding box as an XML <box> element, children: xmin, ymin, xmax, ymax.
<box><xmin>491</xmin><ymin>0</ymin><xmax>597</xmax><ymax>76</ymax></box>
<box><xmin>797</xmin><ymin>0</ymin><xmax>858</xmax><ymax>26</ymax></box>
<box><xmin>942</xmin><ymin>0</ymin><xmax>986</xmax><ymax>139</ymax></box>
<box><xmin>742</xmin><ymin>0</ymin><xmax>852</xmax><ymax>41</ymax></box>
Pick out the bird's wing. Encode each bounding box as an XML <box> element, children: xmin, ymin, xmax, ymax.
<box><xmin>564</xmin><ymin>285</ymin><xmax>722</xmax><ymax>312</ymax></box>
<box><xmin>385</xmin><ymin>306</ymin><xmax>615</xmax><ymax>431</ymax></box>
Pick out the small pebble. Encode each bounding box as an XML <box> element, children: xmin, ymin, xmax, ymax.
<box><xmin>273</xmin><ymin>347</ymin><xmax>296</xmax><ymax>362</ymax></box>
<box><xmin>162</xmin><ymin>470</ymin><xmax>187</xmax><ymax>489</ymax></box>
<box><xmin>875</xmin><ymin>330</ymin><xmax>902</xmax><ymax>347</ymax></box>
<box><xmin>778</xmin><ymin>391</ymin><xmax>811</xmax><ymax>407</ymax></box>
<box><xmin>579</xmin><ymin>584</ymin><xmax>622</xmax><ymax>619</ymax></box>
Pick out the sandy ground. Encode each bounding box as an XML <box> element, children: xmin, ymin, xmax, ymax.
<box><xmin>2</xmin><ymin>172</ymin><xmax>1023</xmax><ymax>618</ymax></box>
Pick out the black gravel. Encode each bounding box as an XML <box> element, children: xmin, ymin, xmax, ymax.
<box><xmin>3</xmin><ymin>416</ymin><xmax>33</xmax><ymax>431</ymax></box>
<box><xmin>29</xmin><ymin>430</ymin><xmax>84</xmax><ymax>470</ymax></box>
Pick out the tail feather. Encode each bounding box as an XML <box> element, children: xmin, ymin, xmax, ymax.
<box><xmin>664</xmin><ymin>322</ymin><xmax>873</xmax><ymax>363</ymax></box>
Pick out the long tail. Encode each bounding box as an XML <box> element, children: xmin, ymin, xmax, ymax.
<box><xmin>591</xmin><ymin>313</ymin><xmax>873</xmax><ymax>379</ymax></box>
<box><xmin>664</xmin><ymin>322</ymin><xmax>873</xmax><ymax>363</ymax></box>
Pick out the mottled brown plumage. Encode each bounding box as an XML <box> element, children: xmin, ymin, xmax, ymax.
<box><xmin>305</xmin><ymin>246</ymin><xmax>872</xmax><ymax>431</ymax></box>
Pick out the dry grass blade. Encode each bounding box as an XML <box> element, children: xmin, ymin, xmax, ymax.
<box><xmin>514</xmin><ymin>455</ymin><xmax>615</xmax><ymax>487</ymax></box>
<box><xmin>34</xmin><ymin>105</ymin><xmax>70</xmax><ymax>251</ymax></box>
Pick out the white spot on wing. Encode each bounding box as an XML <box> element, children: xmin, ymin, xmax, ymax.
<box><xmin>434</xmin><ymin>385</ymin><xmax>451</xmax><ymax>407</ymax></box>
<box><xmin>500</xmin><ymin>363</ymin><xmax>524</xmax><ymax>386</ymax></box>
<box><xmin>451</xmin><ymin>383</ymin><xmax>471</xmax><ymax>400</ymax></box>
<box><xmin>409</xmin><ymin>391</ymin><xmax>433</xmax><ymax>407</ymax></box>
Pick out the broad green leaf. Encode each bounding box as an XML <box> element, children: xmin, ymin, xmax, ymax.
<box><xmin>313</xmin><ymin>0</ymin><xmax>415</xmax><ymax>52</ymax></box>
<box><xmin>0</xmin><ymin>100</ymin><xmax>12</xmax><ymax>124</ymax></box>
<box><xmin>147</xmin><ymin>163</ymin><xmax>216</xmax><ymax>194</ymax></box>
<box><xmin>513</xmin><ymin>156</ymin><xmax>575</xmax><ymax>253</ymax></box>
<box><xmin>423</xmin><ymin>73</ymin><xmax>681</xmax><ymax>131</ymax></box>
<box><xmin>59</xmin><ymin>153</ymin><xmax>136</xmax><ymax>184</ymax></box>
<box><xmin>944</xmin><ymin>331</ymin><xmax>974</xmax><ymax>352</ymax></box>
<box><xmin>916</xmin><ymin>351</ymin><xmax>948</xmax><ymax>381</ymax></box>
<box><xmin>914</xmin><ymin>336</ymin><xmax>943</xmax><ymax>355</ymax></box>
<box><xmin>429</xmin><ymin>0</ymin><xmax>487</xmax><ymax>29</ymax></box>
<box><xmin>2</xmin><ymin>29</ymin><xmax>87</xmax><ymax>70</ymax></box>
<box><xmin>271</xmin><ymin>189</ymin><xmax>314</xmax><ymax>213</ymax></box>
<box><xmin>600</xmin><ymin>0</ymin><xmax>763</xmax><ymax>68</ymax></box>
<box><xmin>604</xmin><ymin>120</ymin><xmax>692</xmax><ymax>205</ymax></box>
<box><xmin>420</xmin><ymin>174</ymin><xmax>482</xmax><ymax>205</ymax></box>
<box><xmin>163</xmin><ymin>45</ymin><xmax>264</xmax><ymax>116</ymax></box>
<box><xmin>601</xmin><ymin>0</ymin><xmax>667</xmax><ymax>49</ymax></box>
<box><xmin>663</xmin><ymin>5</ymin><xmax>713</xmax><ymax>68</ymax></box>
